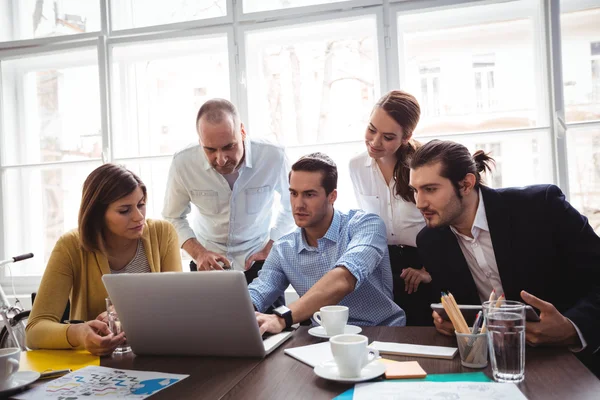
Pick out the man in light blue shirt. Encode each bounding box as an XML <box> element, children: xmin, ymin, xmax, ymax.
<box><xmin>162</xmin><ymin>99</ymin><xmax>295</xmax><ymax>286</ymax></box>
<box><xmin>249</xmin><ymin>153</ymin><xmax>406</xmax><ymax>334</ymax></box>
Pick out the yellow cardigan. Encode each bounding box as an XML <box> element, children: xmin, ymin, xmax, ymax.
<box><xmin>26</xmin><ymin>219</ymin><xmax>183</xmax><ymax>350</ymax></box>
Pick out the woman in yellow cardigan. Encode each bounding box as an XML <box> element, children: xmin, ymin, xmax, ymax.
<box><xmin>26</xmin><ymin>164</ymin><xmax>182</xmax><ymax>355</ymax></box>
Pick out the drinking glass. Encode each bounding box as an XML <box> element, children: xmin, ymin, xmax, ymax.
<box><xmin>105</xmin><ymin>297</ymin><xmax>131</xmax><ymax>354</ymax></box>
<box><xmin>483</xmin><ymin>300</ymin><xmax>526</xmax><ymax>383</ymax></box>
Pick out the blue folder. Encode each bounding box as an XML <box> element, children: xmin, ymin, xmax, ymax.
<box><xmin>332</xmin><ymin>372</ymin><xmax>491</xmax><ymax>399</ymax></box>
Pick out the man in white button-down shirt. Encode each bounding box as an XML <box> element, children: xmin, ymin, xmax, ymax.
<box><xmin>162</xmin><ymin>99</ymin><xmax>295</xmax><ymax>287</ymax></box>
<box><xmin>410</xmin><ymin>139</ymin><xmax>600</xmax><ymax>376</ymax></box>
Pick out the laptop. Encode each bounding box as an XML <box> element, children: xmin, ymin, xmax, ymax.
<box><xmin>102</xmin><ymin>271</ymin><xmax>293</xmax><ymax>357</ymax></box>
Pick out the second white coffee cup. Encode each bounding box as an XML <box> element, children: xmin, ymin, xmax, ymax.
<box><xmin>330</xmin><ymin>334</ymin><xmax>379</xmax><ymax>378</ymax></box>
<box><xmin>313</xmin><ymin>305</ymin><xmax>349</xmax><ymax>336</ymax></box>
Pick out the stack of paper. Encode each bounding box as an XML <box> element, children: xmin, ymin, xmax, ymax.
<box><xmin>284</xmin><ymin>342</ymin><xmax>333</xmax><ymax>367</ymax></box>
<box><xmin>370</xmin><ymin>341</ymin><xmax>457</xmax><ymax>359</ymax></box>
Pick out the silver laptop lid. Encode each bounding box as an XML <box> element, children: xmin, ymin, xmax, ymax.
<box><xmin>102</xmin><ymin>271</ymin><xmax>268</xmax><ymax>357</ymax></box>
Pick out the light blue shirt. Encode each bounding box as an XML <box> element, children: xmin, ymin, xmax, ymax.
<box><xmin>249</xmin><ymin>209</ymin><xmax>406</xmax><ymax>326</ymax></box>
<box><xmin>162</xmin><ymin>138</ymin><xmax>295</xmax><ymax>271</ymax></box>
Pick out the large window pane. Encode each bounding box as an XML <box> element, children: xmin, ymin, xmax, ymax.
<box><xmin>2</xmin><ymin>163</ymin><xmax>100</xmax><ymax>276</ymax></box>
<box><xmin>0</xmin><ymin>0</ymin><xmax>100</xmax><ymax>43</ymax></box>
<box><xmin>243</xmin><ymin>0</ymin><xmax>348</xmax><ymax>14</ymax></box>
<box><xmin>419</xmin><ymin>130</ymin><xmax>554</xmax><ymax>189</ymax></box>
<box><xmin>110</xmin><ymin>0</ymin><xmax>227</xmax><ymax>31</ymax></box>
<box><xmin>245</xmin><ymin>15</ymin><xmax>379</xmax><ymax>146</ymax></box>
<box><xmin>561</xmin><ymin>4</ymin><xmax>600</xmax><ymax>123</ymax></box>
<box><xmin>111</xmin><ymin>35</ymin><xmax>231</xmax><ymax>158</ymax></box>
<box><xmin>398</xmin><ymin>0</ymin><xmax>545</xmax><ymax>136</ymax></box>
<box><xmin>1</xmin><ymin>49</ymin><xmax>101</xmax><ymax>165</ymax></box>
<box><xmin>567</xmin><ymin>125</ymin><xmax>600</xmax><ymax>233</ymax></box>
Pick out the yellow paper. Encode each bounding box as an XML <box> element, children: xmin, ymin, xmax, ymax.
<box><xmin>19</xmin><ymin>350</ymin><xmax>99</xmax><ymax>373</ymax></box>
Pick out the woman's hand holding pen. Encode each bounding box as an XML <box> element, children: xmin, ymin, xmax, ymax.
<box><xmin>400</xmin><ymin>267</ymin><xmax>432</xmax><ymax>294</ymax></box>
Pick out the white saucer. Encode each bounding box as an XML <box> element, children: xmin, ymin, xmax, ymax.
<box><xmin>0</xmin><ymin>371</ymin><xmax>41</xmax><ymax>394</ymax></box>
<box><xmin>308</xmin><ymin>325</ymin><xmax>362</xmax><ymax>339</ymax></box>
<box><xmin>314</xmin><ymin>359</ymin><xmax>386</xmax><ymax>383</ymax></box>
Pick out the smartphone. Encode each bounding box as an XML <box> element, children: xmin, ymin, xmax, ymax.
<box><xmin>430</xmin><ymin>303</ymin><xmax>540</xmax><ymax>323</ymax></box>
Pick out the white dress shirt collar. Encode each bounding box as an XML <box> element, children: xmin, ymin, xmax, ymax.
<box><xmin>451</xmin><ymin>189</ymin><xmax>488</xmax><ymax>240</ymax></box>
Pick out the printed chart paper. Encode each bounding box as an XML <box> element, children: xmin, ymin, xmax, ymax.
<box><xmin>14</xmin><ymin>365</ymin><xmax>188</xmax><ymax>399</ymax></box>
<box><xmin>353</xmin><ymin>381</ymin><xmax>527</xmax><ymax>400</ymax></box>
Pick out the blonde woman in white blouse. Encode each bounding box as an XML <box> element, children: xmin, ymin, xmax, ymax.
<box><xmin>349</xmin><ymin>90</ymin><xmax>432</xmax><ymax>326</ymax></box>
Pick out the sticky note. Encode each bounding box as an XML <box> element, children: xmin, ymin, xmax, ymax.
<box><xmin>380</xmin><ymin>359</ymin><xmax>427</xmax><ymax>379</ymax></box>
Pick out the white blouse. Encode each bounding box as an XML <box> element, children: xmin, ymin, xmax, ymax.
<box><xmin>349</xmin><ymin>151</ymin><xmax>426</xmax><ymax>247</ymax></box>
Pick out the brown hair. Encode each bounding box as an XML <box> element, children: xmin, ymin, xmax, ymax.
<box><xmin>78</xmin><ymin>164</ymin><xmax>146</xmax><ymax>253</ymax></box>
<box><xmin>291</xmin><ymin>152</ymin><xmax>337</xmax><ymax>195</ymax></box>
<box><xmin>374</xmin><ymin>90</ymin><xmax>421</xmax><ymax>203</ymax></box>
<box><xmin>409</xmin><ymin>140</ymin><xmax>495</xmax><ymax>198</ymax></box>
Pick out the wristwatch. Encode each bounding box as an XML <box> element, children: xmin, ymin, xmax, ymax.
<box><xmin>273</xmin><ymin>305</ymin><xmax>293</xmax><ymax>330</ymax></box>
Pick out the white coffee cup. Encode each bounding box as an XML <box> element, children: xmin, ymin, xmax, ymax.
<box><xmin>0</xmin><ymin>347</ymin><xmax>20</xmax><ymax>389</ymax></box>
<box><xmin>313</xmin><ymin>305</ymin><xmax>349</xmax><ymax>336</ymax></box>
<box><xmin>330</xmin><ymin>334</ymin><xmax>379</xmax><ymax>378</ymax></box>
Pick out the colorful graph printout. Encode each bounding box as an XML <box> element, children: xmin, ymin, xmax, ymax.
<box><xmin>14</xmin><ymin>365</ymin><xmax>188</xmax><ymax>399</ymax></box>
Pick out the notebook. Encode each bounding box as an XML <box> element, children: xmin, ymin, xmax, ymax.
<box><xmin>370</xmin><ymin>341</ymin><xmax>457</xmax><ymax>360</ymax></box>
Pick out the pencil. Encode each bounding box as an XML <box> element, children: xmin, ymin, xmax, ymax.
<box><xmin>466</xmin><ymin>289</ymin><xmax>498</xmax><ymax>363</ymax></box>
<box><xmin>446</xmin><ymin>292</ymin><xmax>470</xmax><ymax>334</ymax></box>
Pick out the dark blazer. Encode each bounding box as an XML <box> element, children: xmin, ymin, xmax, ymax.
<box><xmin>417</xmin><ymin>184</ymin><xmax>600</xmax><ymax>353</ymax></box>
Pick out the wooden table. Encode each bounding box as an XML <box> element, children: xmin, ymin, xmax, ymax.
<box><xmin>99</xmin><ymin>327</ymin><xmax>600</xmax><ymax>400</ymax></box>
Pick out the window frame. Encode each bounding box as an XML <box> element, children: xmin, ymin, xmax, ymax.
<box><xmin>0</xmin><ymin>0</ymin><xmax>596</xmax><ymax>294</ymax></box>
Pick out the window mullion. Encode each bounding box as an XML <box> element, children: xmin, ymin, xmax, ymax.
<box><xmin>545</xmin><ymin>0</ymin><xmax>569</xmax><ymax>195</ymax></box>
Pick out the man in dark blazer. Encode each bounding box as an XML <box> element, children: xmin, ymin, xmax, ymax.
<box><xmin>409</xmin><ymin>140</ymin><xmax>600</xmax><ymax>375</ymax></box>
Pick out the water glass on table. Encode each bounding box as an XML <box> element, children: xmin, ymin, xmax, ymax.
<box><xmin>105</xmin><ymin>297</ymin><xmax>131</xmax><ymax>354</ymax></box>
<box><xmin>483</xmin><ymin>299</ymin><xmax>526</xmax><ymax>383</ymax></box>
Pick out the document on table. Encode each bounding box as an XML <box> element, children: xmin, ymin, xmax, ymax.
<box><xmin>14</xmin><ymin>365</ymin><xmax>188</xmax><ymax>400</ymax></box>
<box><xmin>353</xmin><ymin>381</ymin><xmax>527</xmax><ymax>400</ymax></box>
<box><xmin>370</xmin><ymin>341</ymin><xmax>457</xmax><ymax>359</ymax></box>
<box><xmin>284</xmin><ymin>342</ymin><xmax>333</xmax><ymax>367</ymax></box>
<box><xmin>20</xmin><ymin>350</ymin><xmax>99</xmax><ymax>373</ymax></box>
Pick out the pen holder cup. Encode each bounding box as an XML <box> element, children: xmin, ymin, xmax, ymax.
<box><xmin>455</xmin><ymin>331</ymin><xmax>488</xmax><ymax>369</ymax></box>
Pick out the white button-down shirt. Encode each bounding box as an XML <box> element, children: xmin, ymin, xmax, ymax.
<box><xmin>451</xmin><ymin>189</ymin><xmax>587</xmax><ymax>350</ymax></box>
<box><xmin>349</xmin><ymin>152</ymin><xmax>425</xmax><ymax>247</ymax></box>
<box><xmin>450</xmin><ymin>190</ymin><xmax>505</xmax><ymax>303</ymax></box>
<box><xmin>162</xmin><ymin>138</ymin><xmax>295</xmax><ymax>271</ymax></box>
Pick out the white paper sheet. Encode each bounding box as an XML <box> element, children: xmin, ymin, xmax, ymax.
<box><xmin>353</xmin><ymin>381</ymin><xmax>528</xmax><ymax>400</ymax></box>
<box><xmin>14</xmin><ymin>365</ymin><xmax>188</xmax><ymax>399</ymax></box>
<box><xmin>284</xmin><ymin>342</ymin><xmax>333</xmax><ymax>367</ymax></box>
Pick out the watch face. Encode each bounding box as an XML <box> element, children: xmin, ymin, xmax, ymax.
<box><xmin>274</xmin><ymin>305</ymin><xmax>290</xmax><ymax>315</ymax></box>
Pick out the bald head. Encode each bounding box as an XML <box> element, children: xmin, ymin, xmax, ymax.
<box><xmin>195</xmin><ymin>98</ymin><xmax>240</xmax><ymax>127</ymax></box>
